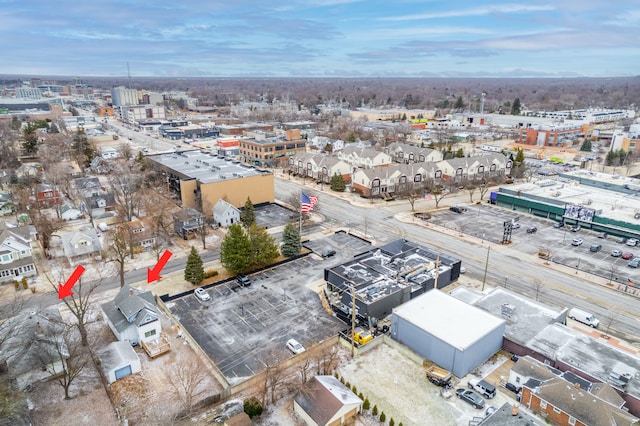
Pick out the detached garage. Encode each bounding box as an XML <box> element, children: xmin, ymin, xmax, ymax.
<box><xmin>391</xmin><ymin>290</ymin><xmax>505</xmax><ymax>378</ymax></box>
<box><xmin>97</xmin><ymin>341</ymin><xmax>142</xmax><ymax>384</ymax></box>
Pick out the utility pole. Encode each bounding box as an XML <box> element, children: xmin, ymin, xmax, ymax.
<box><xmin>433</xmin><ymin>254</ymin><xmax>440</xmax><ymax>289</ymax></box>
<box><xmin>482</xmin><ymin>246</ymin><xmax>490</xmax><ymax>291</ymax></box>
<box><xmin>350</xmin><ymin>283</ymin><xmax>356</xmax><ymax>359</ymax></box>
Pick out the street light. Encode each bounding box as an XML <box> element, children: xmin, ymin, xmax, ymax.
<box><xmin>504</xmin><ymin>275</ymin><xmax>508</xmax><ymax>289</ymax></box>
<box><xmin>575</xmin><ymin>258</ymin><xmax>581</xmax><ymax>274</ymax></box>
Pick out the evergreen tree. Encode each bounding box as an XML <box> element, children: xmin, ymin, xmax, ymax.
<box><xmin>330</xmin><ymin>173</ymin><xmax>346</xmax><ymax>192</ymax></box>
<box><xmin>248</xmin><ymin>223</ymin><xmax>279</xmax><ymax>268</ymax></box>
<box><xmin>241</xmin><ymin>197</ymin><xmax>256</xmax><ymax>228</ymax></box>
<box><xmin>580</xmin><ymin>139</ymin><xmax>592</xmax><ymax>152</ymax></box>
<box><xmin>515</xmin><ymin>148</ymin><xmax>525</xmax><ymax>164</ymax></box>
<box><xmin>281</xmin><ymin>223</ymin><xmax>302</xmax><ymax>257</ymax></box>
<box><xmin>21</xmin><ymin>122</ymin><xmax>39</xmax><ymax>155</ymax></box>
<box><xmin>455</xmin><ymin>148</ymin><xmax>464</xmax><ymax>158</ymax></box>
<box><xmin>220</xmin><ymin>224</ymin><xmax>252</xmax><ymax>274</ymax></box>
<box><xmin>71</xmin><ymin>127</ymin><xmax>97</xmax><ymax>169</ymax></box>
<box><xmin>184</xmin><ymin>246</ymin><xmax>204</xmax><ymax>285</ymax></box>
<box><xmin>454</xmin><ymin>96</ymin><xmax>465</xmax><ymax>110</ymax></box>
<box><xmin>511</xmin><ymin>98</ymin><xmax>522</xmax><ymax>115</ymax></box>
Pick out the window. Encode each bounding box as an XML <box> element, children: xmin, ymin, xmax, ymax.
<box><xmin>144</xmin><ymin>329</ymin><xmax>156</xmax><ymax>338</ymax></box>
<box><xmin>568</xmin><ymin>417</ymin><xmax>576</xmax><ymax>426</ymax></box>
<box><xmin>553</xmin><ymin>406</ymin><xmax>561</xmax><ymax>414</ymax></box>
<box><xmin>515</xmin><ymin>376</ymin><xmax>520</xmax><ymax>383</ymax></box>
<box><xmin>540</xmin><ymin>400</ymin><xmax>547</xmax><ymax>409</ymax></box>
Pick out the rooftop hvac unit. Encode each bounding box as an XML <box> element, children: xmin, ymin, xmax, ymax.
<box><xmin>501</xmin><ymin>303</ymin><xmax>516</xmax><ymax>318</ymax></box>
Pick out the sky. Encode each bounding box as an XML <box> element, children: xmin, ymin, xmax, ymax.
<box><xmin>1</xmin><ymin>0</ymin><xmax>639</xmax><ymax>78</ymax></box>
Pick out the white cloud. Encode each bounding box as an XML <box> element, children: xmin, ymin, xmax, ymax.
<box><xmin>381</xmin><ymin>4</ymin><xmax>555</xmax><ymax>21</ymax></box>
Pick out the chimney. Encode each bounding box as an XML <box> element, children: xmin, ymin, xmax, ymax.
<box><xmin>129</xmin><ymin>289</ymin><xmax>134</xmax><ymax>296</ymax></box>
<box><xmin>36</xmin><ymin>321</ymin><xmax>43</xmax><ymax>335</ymax></box>
<box><xmin>574</xmin><ymin>382</ymin><xmax>580</xmax><ymax>389</ymax></box>
<box><xmin>511</xmin><ymin>403</ymin><xmax>519</xmax><ymax>416</ymax></box>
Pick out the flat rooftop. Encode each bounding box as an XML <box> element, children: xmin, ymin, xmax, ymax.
<box><xmin>393</xmin><ymin>290</ymin><xmax>505</xmax><ymax>351</ymax></box>
<box><xmin>146</xmin><ymin>150</ymin><xmax>269</xmax><ymax>184</ymax></box>
<box><xmin>502</xmin><ymin>176</ymin><xmax>640</xmax><ymax>224</ymax></box>
<box><xmin>450</xmin><ymin>287</ymin><xmax>565</xmax><ymax>346</ymax></box>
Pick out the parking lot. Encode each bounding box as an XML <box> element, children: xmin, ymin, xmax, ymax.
<box><xmin>428</xmin><ymin>204</ymin><xmax>640</xmax><ymax>284</ymax></box>
<box><xmin>166</xmin><ymin>232</ymin><xmax>373</xmax><ymax>380</ymax></box>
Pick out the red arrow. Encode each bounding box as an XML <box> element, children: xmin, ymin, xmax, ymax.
<box><xmin>58</xmin><ymin>265</ymin><xmax>86</xmax><ymax>299</ymax></box>
<box><xmin>148</xmin><ymin>249</ymin><xmax>173</xmax><ymax>283</ymax></box>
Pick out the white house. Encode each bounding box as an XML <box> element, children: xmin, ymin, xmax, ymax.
<box><xmin>101</xmin><ymin>284</ymin><xmax>162</xmax><ymax>346</ymax></box>
<box><xmin>48</xmin><ymin>225</ymin><xmax>102</xmax><ymax>266</ymax></box>
<box><xmin>294</xmin><ymin>375</ymin><xmax>362</xmax><ymax>426</ymax></box>
<box><xmin>213</xmin><ymin>199</ymin><xmax>241</xmax><ymax>227</ymax></box>
<box><xmin>338</xmin><ymin>146</ymin><xmax>392</xmax><ymax>169</ymax></box>
<box><xmin>101</xmin><ymin>146</ymin><xmax>119</xmax><ymax>160</ymax></box>
<box><xmin>0</xmin><ymin>224</ymin><xmax>37</xmax><ymax>283</ymax></box>
<box><xmin>96</xmin><ymin>341</ymin><xmax>142</xmax><ymax>384</ymax></box>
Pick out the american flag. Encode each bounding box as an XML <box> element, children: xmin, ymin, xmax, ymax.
<box><xmin>301</xmin><ymin>192</ymin><xmax>318</xmax><ymax>213</ymax></box>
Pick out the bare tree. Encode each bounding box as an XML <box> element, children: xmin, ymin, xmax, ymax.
<box><xmin>107</xmin><ymin>225</ymin><xmax>129</xmax><ymax>288</ymax></box>
<box><xmin>32</xmin><ymin>212</ymin><xmax>65</xmax><ymax>251</ymax></box>
<box><xmin>425</xmin><ymin>182</ymin><xmax>448</xmax><ymax>209</ymax></box>
<box><xmin>164</xmin><ymin>355</ymin><xmax>210</xmax><ymax>417</ymax></box>
<box><xmin>262</xmin><ymin>354</ymin><xmax>286</xmax><ymax>406</ymax></box>
<box><xmin>465</xmin><ymin>182</ymin><xmax>477</xmax><ymax>203</ymax></box>
<box><xmin>47</xmin><ymin>260</ymin><xmax>107</xmax><ymax>346</ymax></box>
<box><xmin>532</xmin><ymin>279</ymin><xmax>545</xmax><ymax>301</ymax></box>
<box><xmin>601</xmin><ymin>312</ymin><xmax>619</xmax><ymax>338</ymax></box>
<box><xmin>34</xmin><ymin>321</ymin><xmax>91</xmax><ymax>400</ymax></box>
<box><xmin>108</xmin><ymin>159</ymin><xmax>147</xmax><ymax>222</ymax></box>
<box><xmin>478</xmin><ymin>180</ymin><xmax>494</xmax><ymax>201</ymax></box>
<box><xmin>313</xmin><ymin>345</ymin><xmax>340</xmax><ymax>376</ymax></box>
<box><xmin>298</xmin><ymin>356</ymin><xmax>313</xmax><ymax>384</ymax></box>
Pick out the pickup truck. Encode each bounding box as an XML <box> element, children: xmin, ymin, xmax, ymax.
<box><xmin>426</xmin><ymin>365</ymin><xmax>452</xmax><ymax>387</ymax></box>
<box><xmin>353</xmin><ymin>327</ymin><xmax>373</xmax><ymax>345</ymax></box>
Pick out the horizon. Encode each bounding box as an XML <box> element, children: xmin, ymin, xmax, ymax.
<box><xmin>1</xmin><ymin>1</ymin><xmax>639</xmax><ymax>79</ymax></box>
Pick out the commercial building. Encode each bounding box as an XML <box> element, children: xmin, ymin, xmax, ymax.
<box><xmin>325</xmin><ymin>239</ymin><xmax>461</xmax><ymax>322</ymax></box>
<box><xmin>391</xmin><ymin>290</ymin><xmax>506</xmax><ymax>378</ymax></box>
<box><xmin>239</xmin><ymin>129</ymin><xmax>307</xmax><ymax>167</ymax></box>
<box><xmin>518</xmin><ymin>123</ymin><xmax>592</xmax><ymax>148</ymax></box>
<box><xmin>146</xmin><ymin>150</ymin><xmax>274</xmax><ymax>214</ymax></box>
<box><xmin>111</xmin><ymin>86</ymin><xmax>138</xmax><ymax>107</ymax></box>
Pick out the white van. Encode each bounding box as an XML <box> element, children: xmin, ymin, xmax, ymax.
<box><xmin>568</xmin><ymin>308</ymin><xmax>600</xmax><ymax>328</ymax></box>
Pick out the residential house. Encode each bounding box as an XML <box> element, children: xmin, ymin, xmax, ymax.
<box><xmin>15</xmin><ymin>162</ymin><xmax>41</xmax><ymax>180</ymax></box>
<box><xmin>101</xmin><ymin>284</ymin><xmax>163</xmax><ymax>346</ymax></box>
<box><xmin>308</xmin><ymin>136</ymin><xmax>345</xmax><ymax>152</ymax></box>
<box><xmin>126</xmin><ymin>219</ymin><xmax>156</xmax><ymax>249</ymax></box>
<box><xmin>101</xmin><ymin>146</ymin><xmax>119</xmax><ymax>160</ymax></box>
<box><xmin>289</xmin><ymin>153</ymin><xmax>351</xmax><ymax>183</ymax></box>
<box><xmin>213</xmin><ymin>199</ymin><xmax>240</xmax><ymax>228</ymax></box>
<box><xmin>293</xmin><ymin>375</ymin><xmax>362</xmax><ymax>426</ymax></box>
<box><xmin>437</xmin><ymin>153</ymin><xmax>511</xmax><ymax>182</ymax></box>
<box><xmin>96</xmin><ymin>341</ymin><xmax>141</xmax><ymax>384</ymax></box>
<box><xmin>173</xmin><ymin>208</ymin><xmax>204</xmax><ymax>239</ymax></box>
<box><xmin>36</xmin><ymin>184</ymin><xmax>62</xmax><ymax>208</ymax></box>
<box><xmin>0</xmin><ymin>191</ymin><xmax>15</xmax><ymax>217</ymax></box>
<box><xmin>338</xmin><ymin>146</ymin><xmax>392</xmax><ymax>169</ymax></box>
<box><xmin>60</xmin><ymin>160</ymin><xmax>82</xmax><ymax>178</ymax></box>
<box><xmin>385</xmin><ymin>142</ymin><xmax>444</xmax><ymax>164</ymax></box>
<box><xmin>60</xmin><ymin>204</ymin><xmax>83</xmax><ymax>221</ymax></box>
<box><xmin>352</xmin><ymin>162</ymin><xmax>441</xmax><ymax>198</ymax></box>
<box><xmin>48</xmin><ymin>225</ymin><xmax>102</xmax><ymax>266</ymax></box>
<box><xmin>0</xmin><ymin>223</ymin><xmax>36</xmax><ymax>283</ymax></box>
<box><xmin>1</xmin><ymin>308</ymin><xmax>69</xmax><ymax>391</ymax></box>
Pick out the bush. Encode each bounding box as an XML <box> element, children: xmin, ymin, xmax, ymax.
<box><xmin>13</xmin><ymin>280</ymin><xmax>19</xmax><ymax>291</ymax></box>
<box><xmin>363</xmin><ymin>398</ymin><xmax>370</xmax><ymax>410</ymax></box>
<box><xmin>358</xmin><ymin>392</ymin><xmax>364</xmax><ymax>400</ymax></box>
<box><xmin>21</xmin><ymin>278</ymin><xmax>28</xmax><ymax>289</ymax></box>
<box><xmin>372</xmin><ymin>405</ymin><xmax>378</xmax><ymax>416</ymax></box>
<box><xmin>380</xmin><ymin>412</ymin><xmax>386</xmax><ymax>422</ymax></box>
<box><xmin>351</xmin><ymin>385</ymin><xmax>357</xmax><ymax>395</ymax></box>
<box><xmin>243</xmin><ymin>396</ymin><xmax>263</xmax><ymax>418</ymax></box>
<box><xmin>203</xmin><ymin>269</ymin><xmax>218</xmax><ymax>279</ymax></box>
<box><xmin>389</xmin><ymin>418</ymin><xmax>395</xmax><ymax>426</ymax></box>
<box><xmin>334</xmin><ymin>372</ymin><xmax>340</xmax><ymax>380</ymax></box>
<box><xmin>345</xmin><ymin>381</ymin><xmax>351</xmax><ymax>389</ymax></box>
<box><xmin>340</xmin><ymin>377</ymin><xmax>345</xmax><ymax>384</ymax></box>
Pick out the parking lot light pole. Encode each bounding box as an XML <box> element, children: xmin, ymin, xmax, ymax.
<box><xmin>576</xmin><ymin>258</ymin><xmax>581</xmax><ymax>274</ymax></box>
<box><xmin>504</xmin><ymin>275</ymin><xmax>508</xmax><ymax>289</ymax></box>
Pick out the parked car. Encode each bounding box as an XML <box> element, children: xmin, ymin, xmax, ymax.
<box><xmin>553</xmin><ymin>222</ymin><xmax>564</xmax><ymax>228</ymax></box>
<box><xmin>320</xmin><ymin>248</ymin><xmax>337</xmax><ymax>258</ymax></box>
<box><xmin>611</xmin><ymin>249</ymin><xmax>623</xmax><ymax>257</ymax></box>
<box><xmin>236</xmin><ymin>274</ymin><xmax>252</xmax><ymax>287</ymax></box>
<box><xmin>617</xmin><ymin>237</ymin><xmax>628</xmax><ymax>244</ymax></box>
<box><xmin>626</xmin><ymin>238</ymin><xmax>639</xmax><ymax>247</ymax></box>
<box><xmin>628</xmin><ymin>257</ymin><xmax>640</xmax><ymax>268</ymax></box>
<box><xmin>467</xmin><ymin>378</ymin><xmax>496</xmax><ymax>399</ymax></box>
<box><xmin>571</xmin><ymin>238</ymin><xmax>583</xmax><ymax>246</ymax></box>
<box><xmin>512</xmin><ymin>223</ymin><xmax>521</xmax><ymax>229</ymax></box>
<box><xmin>286</xmin><ymin>338</ymin><xmax>305</xmax><ymax>354</ymax></box>
<box><xmin>526</xmin><ymin>226</ymin><xmax>537</xmax><ymax>234</ymax></box>
<box><xmin>597</xmin><ymin>232</ymin><xmax>608</xmax><ymax>239</ymax></box>
<box><xmin>589</xmin><ymin>244</ymin><xmax>602</xmax><ymax>252</ymax></box>
<box><xmin>449</xmin><ymin>206</ymin><xmax>463</xmax><ymax>213</ymax></box>
<box><xmin>622</xmin><ymin>252</ymin><xmax>634</xmax><ymax>260</ymax></box>
<box><xmin>504</xmin><ymin>382</ymin><xmax>522</xmax><ymax>394</ymax></box>
<box><xmin>460</xmin><ymin>266</ymin><xmax>467</xmax><ymax>274</ymax></box>
<box><xmin>194</xmin><ymin>287</ymin><xmax>211</xmax><ymax>302</ymax></box>
<box><xmin>456</xmin><ymin>389</ymin><xmax>485</xmax><ymax>409</ymax></box>
<box><xmin>570</xmin><ymin>225</ymin><xmax>581</xmax><ymax>232</ymax></box>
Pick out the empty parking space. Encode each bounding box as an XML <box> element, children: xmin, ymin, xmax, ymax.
<box><xmin>253</xmin><ymin>203</ymin><xmax>298</xmax><ymax>229</ymax></box>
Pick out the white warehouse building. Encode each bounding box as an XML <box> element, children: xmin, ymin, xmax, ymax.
<box><xmin>391</xmin><ymin>290</ymin><xmax>506</xmax><ymax>378</ymax></box>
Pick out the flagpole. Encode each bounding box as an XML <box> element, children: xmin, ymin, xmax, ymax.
<box><xmin>299</xmin><ymin>192</ymin><xmax>302</xmax><ymax>234</ymax></box>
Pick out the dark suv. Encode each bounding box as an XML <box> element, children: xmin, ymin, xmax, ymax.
<box><xmin>236</xmin><ymin>275</ymin><xmax>251</xmax><ymax>287</ymax></box>
<box><xmin>449</xmin><ymin>206</ymin><xmax>462</xmax><ymax>213</ymax></box>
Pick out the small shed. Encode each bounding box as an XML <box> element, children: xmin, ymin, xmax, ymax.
<box><xmin>213</xmin><ymin>199</ymin><xmax>241</xmax><ymax>228</ymax></box>
<box><xmin>294</xmin><ymin>375</ymin><xmax>362</xmax><ymax>426</ymax></box>
<box><xmin>391</xmin><ymin>289</ymin><xmax>505</xmax><ymax>378</ymax></box>
<box><xmin>97</xmin><ymin>341</ymin><xmax>141</xmax><ymax>384</ymax></box>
